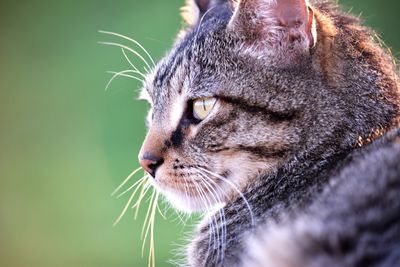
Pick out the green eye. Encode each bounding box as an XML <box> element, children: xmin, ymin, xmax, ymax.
<box><xmin>193</xmin><ymin>97</ymin><xmax>217</xmax><ymax>121</ymax></box>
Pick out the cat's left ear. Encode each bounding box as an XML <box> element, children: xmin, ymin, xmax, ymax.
<box><xmin>228</xmin><ymin>0</ymin><xmax>317</xmax><ymax>61</ymax></box>
<box><xmin>181</xmin><ymin>0</ymin><xmax>224</xmax><ymax>26</ymax></box>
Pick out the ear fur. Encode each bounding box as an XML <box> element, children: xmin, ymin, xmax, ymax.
<box><xmin>229</xmin><ymin>0</ymin><xmax>317</xmax><ymax>62</ymax></box>
<box><xmin>181</xmin><ymin>0</ymin><xmax>227</xmax><ymax>26</ymax></box>
<box><xmin>181</xmin><ymin>0</ymin><xmax>200</xmax><ymax>26</ymax></box>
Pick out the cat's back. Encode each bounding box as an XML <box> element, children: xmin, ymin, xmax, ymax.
<box><xmin>241</xmin><ymin>128</ymin><xmax>400</xmax><ymax>267</ymax></box>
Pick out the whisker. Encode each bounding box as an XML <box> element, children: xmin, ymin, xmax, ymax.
<box><xmin>113</xmin><ymin>187</ymin><xmax>138</xmax><ymax>226</ymax></box>
<box><xmin>111</xmin><ymin>169</ymin><xmax>161</xmax><ymax>267</ymax></box>
<box><xmin>132</xmin><ymin>182</ymin><xmax>152</xmax><ymax>219</ymax></box>
<box><xmin>105</xmin><ymin>70</ymin><xmax>144</xmax><ymax>91</ymax></box>
<box><xmin>204</xmin><ymin>174</ymin><xmax>229</xmax><ymax>263</ymax></box>
<box><xmin>192</xmin><ymin>179</ymin><xmax>216</xmax><ymax>255</ymax></box>
<box><xmin>121</xmin><ymin>48</ymin><xmax>146</xmax><ymax>78</ymax></box>
<box><xmin>112</xmin><ymin>171</ymin><xmax>150</xmax><ymax>225</ymax></box>
<box><xmin>116</xmin><ymin>174</ymin><xmax>147</xmax><ymax>199</ymax></box>
<box><xmin>111</xmin><ymin>166</ymin><xmax>142</xmax><ymax>196</ymax></box>
<box><xmin>198</xmin><ymin>173</ymin><xmax>226</xmax><ymax>262</ymax></box>
<box><xmin>148</xmin><ymin>192</ymin><xmax>160</xmax><ymax>267</ymax></box>
<box><xmin>138</xmin><ymin>187</ymin><xmax>160</xmax><ymax>267</ymax></box>
<box><xmin>98</xmin><ymin>41</ymin><xmax>153</xmax><ymax>70</ymax></box>
<box><xmin>199</xmin><ymin>167</ymin><xmax>255</xmax><ymax>227</ymax></box>
<box><xmin>174</xmin><ymin>208</ymin><xmax>187</xmax><ymax>225</ymax></box>
<box><xmin>193</xmin><ymin>6</ymin><xmax>218</xmax><ymax>45</ymax></box>
<box><xmin>205</xmin><ymin>178</ymin><xmax>228</xmax><ymax>257</ymax></box>
<box><xmin>141</xmin><ymin>188</ymin><xmax>156</xmax><ymax>247</ymax></box>
<box><xmin>156</xmin><ymin>200</ymin><xmax>166</xmax><ymax>220</ymax></box>
<box><xmin>141</xmin><ymin>190</ymin><xmax>160</xmax><ymax>267</ymax></box>
<box><xmin>107</xmin><ymin>70</ymin><xmax>144</xmax><ymax>79</ymax></box>
<box><xmin>99</xmin><ymin>30</ymin><xmax>156</xmax><ymax>67</ymax></box>
<box><xmin>180</xmin><ymin>177</ymin><xmax>192</xmax><ymax>226</ymax></box>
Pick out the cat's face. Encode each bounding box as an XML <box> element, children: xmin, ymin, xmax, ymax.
<box><xmin>139</xmin><ymin>61</ymin><xmax>297</xmax><ymax>212</ymax></box>
<box><xmin>136</xmin><ymin>1</ymin><xmax>400</xmax><ymax>214</ymax></box>
<box><xmin>138</xmin><ymin>0</ymin><xmax>315</xmax><ymax>212</ymax></box>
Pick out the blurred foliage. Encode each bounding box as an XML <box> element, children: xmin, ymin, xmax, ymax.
<box><xmin>0</xmin><ymin>1</ymin><xmax>398</xmax><ymax>267</ymax></box>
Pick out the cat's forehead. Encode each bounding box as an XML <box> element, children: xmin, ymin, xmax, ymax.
<box><xmin>153</xmin><ymin>35</ymin><xmax>194</xmax><ymax>92</ymax></box>
<box><xmin>144</xmin><ymin>23</ymin><xmax>230</xmax><ymax>107</ymax></box>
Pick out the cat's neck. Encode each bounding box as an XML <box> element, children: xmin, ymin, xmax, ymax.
<box><xmin>249</xmin><ymin>147</ymin><xmax>349</xmax><ymax>213</ymax></box>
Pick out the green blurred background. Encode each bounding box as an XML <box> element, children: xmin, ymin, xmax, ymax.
<box><xmin>0</xmin><ymin>1</ymin><xmax>398</xmax><ymax>267</ymax></box>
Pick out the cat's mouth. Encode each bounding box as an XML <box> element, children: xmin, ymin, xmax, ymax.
<box><xmin>141</xmin><ymin>150</ymin><xmax>273</xmax><ymax>212</ymax></box>
<box><xmin>150</xmin><ymin>165</ymin><xmax>230</xmax><ymax>212</ymax></box>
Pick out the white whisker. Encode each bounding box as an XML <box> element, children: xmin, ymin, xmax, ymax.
<box><xmin>198</xmin><ymin>172</ymin><xmax>227</xmax><ymax>262</ymax></box>
<box><xmin>132</xmin><ymin>182</ymin><xmax>152</xmax><ymax>219</ymax></box>
<box><xmin>200</xmin><ymin>167</ymin><xmax>255</xmax><ymax>227</ymax></box>
<box><xmin>121</xmin><ymin>48</ymin><xmax>147</xmax><ymax>78</ymax></box>
<box><xmin>116</xmin><ymin>174</ymin><xmax>147</xmax><ymax>199</ymax></box>
<box><xmin>181</xmin><ymin>176</ymin><xmax>191</xmax><ymax>215</ymax></box>
<box><xmin>105</xmin><ymin>70</ymin><xmax>144</xmax><ymax>91</ymax></box>
<box><xmin>141</xmin><ymin>188</ymin><xmax>156</xmax><ymax>244</ymax></box>
<box><xmin>140</xmin><ymin>188</ymin><xmax>160</xmax><ymax>267</ymax></box>
<box><xmin>113</xmin><ymin>187</ymin><xmax>137</xmax><ymax>226</ymax></box>
<box><xmin>194</xmin><ymin>6</ymin><xmax>218</xmax><ymax>45</ymax></box>
<box><xmin>192</xmin><ymin>178</ymin><xmax>217</xmax><ymax>255</ymax></box>
<box><xmin>98</xmin><ymin>41</ymin><xmax>152</xmax><ymax>71</ymax></box>
<box><xmin>111</xmin><ymin>166</ymin><xmax>142</xmax><ymax>196</ymax></box>
<box><xmin>148</xmin><ymin>192</ymin><xmax>159</xmax><ymax>267</ymax></box>
<box><xmin>99</xmin><ymin>30</ymin><xmax>156</xmax><ymax>67</ymax></box>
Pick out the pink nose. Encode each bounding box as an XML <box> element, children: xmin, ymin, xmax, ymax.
<box><xmin>139</xmin><ymin>152</ymin><xmax>164</xmax><ymax>178</ymax></box>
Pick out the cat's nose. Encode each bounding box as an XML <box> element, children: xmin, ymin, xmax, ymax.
<box><xmin>139</xmin><ymin>152</ymin><xmax>164</xmax><ymax>178</ymax></box>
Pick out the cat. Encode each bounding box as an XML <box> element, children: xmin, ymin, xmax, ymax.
<box><xmin>136</xmin><ymin>0</ymin><xmax>400</xmax><ymax>266</ymax></box>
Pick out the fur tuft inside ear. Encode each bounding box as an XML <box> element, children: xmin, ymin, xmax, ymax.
<box><xmin>229</xmin><ymin>0</ymin><xmax>317</xmax><ymax>62</ymax></box>
<box><xmin>181</xmin><ymin>0</ymin><xmax>201</xmax><ymax>26</ymax></box>
<box><xmin>181</xmin><ymin>0</ymin><xmax>227</xmax><ymax>26</ymax></box>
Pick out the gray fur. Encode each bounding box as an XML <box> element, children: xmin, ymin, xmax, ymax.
<box><xmin>139</xmin><ymin>0</ymin><xmax>400</xmax><ymax>266</ymax></box>
<box><xmin>240</xmin><ymin>129</ymin><xmax>400</xmax><ymax>267</ymax></box>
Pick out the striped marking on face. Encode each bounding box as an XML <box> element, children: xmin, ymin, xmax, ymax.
<box><xmin>170</xmin><ymin>94</ymin><xmax>186</xmax><ymax>130</ymax></box>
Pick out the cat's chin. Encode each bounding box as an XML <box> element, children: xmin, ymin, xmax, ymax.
<box><xmin>166</xmin><ymin>193</ymin><xmax>213</xmax><ymax>212</ymax></box>
<box><xmin>154</xmin><ymin>182</ymin><xmax>225</xmax><ymax>213</ymax></box>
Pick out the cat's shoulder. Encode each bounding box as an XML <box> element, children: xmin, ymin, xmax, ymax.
<box><xmin>240</xmin><ymin>127</ymin><xmax>400</xmax><ymax>267</ymax></box>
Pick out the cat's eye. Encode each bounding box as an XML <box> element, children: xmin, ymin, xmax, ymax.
<box><xmin>192</xmin><ymin>97</ymin><xmax>217</xmax><ymax>121</ymax></box>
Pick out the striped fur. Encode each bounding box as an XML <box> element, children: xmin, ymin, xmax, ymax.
<box><xmin>138</xmin><ymin>0</ymin><xmax>400</xmax><ymax>266</ymax></box>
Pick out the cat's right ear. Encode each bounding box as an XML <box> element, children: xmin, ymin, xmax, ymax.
<box><xmin>181</xmin><ymin>0</ymin><xmax>222</xmax><ymax>26</ymax></box>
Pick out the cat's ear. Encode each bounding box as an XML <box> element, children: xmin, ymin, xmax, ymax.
<box><xmin>181</xmin><ymin>0</ymin><xmax>223</xmax><ymax>26</ymax></box>
<box><xmin>228</xmin><ymin>0</ymin><xmax>316</xmax><ymax>61</ymax></box>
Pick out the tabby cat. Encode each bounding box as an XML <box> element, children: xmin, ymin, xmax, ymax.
<box><xmin>136</xmin><ymin>0</ymin><xmax>400</xmax><ymax>266</ymax></box>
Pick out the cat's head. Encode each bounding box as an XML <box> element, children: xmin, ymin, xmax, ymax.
<box><xmin>138</xmin><ymin>0</ymin><xmax>400</xmax><ymax>212</ymax></box>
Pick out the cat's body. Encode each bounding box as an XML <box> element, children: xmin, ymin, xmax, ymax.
<box><xmin>135</xmin><ymin>0</ymin><xmax>400</xmax><ymax>266</ymax></box>
<box><xmin>240</xmin><ymin>129</ymin><xmax>400</xmax><ymax>267</ymax></box>
<box><xmin>190</xmin><ymin>128</ymin><xmax>400</xmax><ymax>267</ymax></box>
